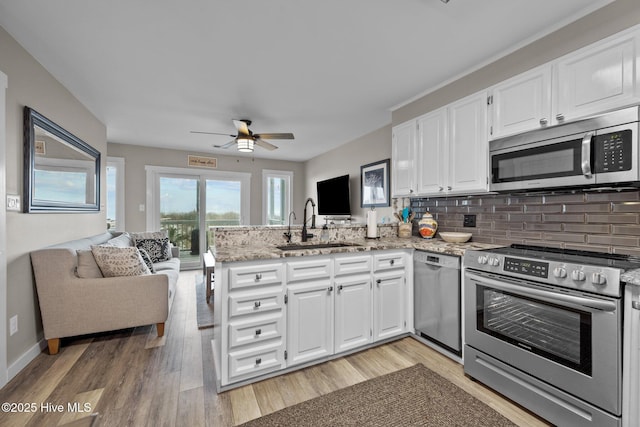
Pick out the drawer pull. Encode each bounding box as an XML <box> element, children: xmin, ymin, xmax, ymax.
<box><xmin>390</xmin><ymin>259</ymin><xmax>395</xmax><ymax>266</ymax></box>
<box><xmin>255</xmin><ymin>273</ymin><xmax>262</xmax><ymax>281</ymax></box>
<box><xmin>254</xmin><ymin>301</ymin><xmax>261</xmax><ymax>308</ymax></box>
<box><xmin>255</xmin><ymin>358</ymin><xmax>262</xmax><ymax>365</ymax></box>
<box><xmin>255</xmin><ymin>329</ymin><xmax>262</xmax><ymax>336</ymax></box>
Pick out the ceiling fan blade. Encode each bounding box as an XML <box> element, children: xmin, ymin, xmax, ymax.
<box><xmin>214</xmin><ymin>139</ymin><xmax>236</xmax><ymax>149</ymax></box>
<box><xmin>255</xmin><ymin>138</ymin><xmax>278</xmax><ymax>151</ymax></box>
<box><xmin>190</xmin><ymin>130</ymin><xmax>237</xmax><ymax>137</ymax></box>
<box><xmin>254</xmin><ymin>132</ymin><xmax>294</xmax><ymax>140</ymax></box>
<box><xmin>233</xmin><ymin>119</ymin><xmax>250</xmax><ymax>135</ymax></box>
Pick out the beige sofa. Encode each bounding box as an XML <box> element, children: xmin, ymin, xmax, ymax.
<box><xmin>30</xmin><ymin>231</ymin><xmax>180</xmax><ymax>355</ymax></box>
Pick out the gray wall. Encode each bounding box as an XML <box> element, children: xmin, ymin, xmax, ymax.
<box><xmin>393</xmin><ymin>0</ymin><xmax>640</xmax><ymax>125</ymax></box>
<box><xmin>0</xmin><ymin>27</ymin><xmax>107</xmax><ymax>366</ymax></box>
<box><xmin>107</xmin><ymin>143</ymin><xmax>306</xmax><ymax>230</ymax></box>
<box><xmin>305</xmin><ymin>125</ymin><xmax>394</xmax><ymax>224</ymax></box>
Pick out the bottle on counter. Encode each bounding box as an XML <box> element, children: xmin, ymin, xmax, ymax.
<box><xmin>321</xmin><ymin>225</ymin><xmax>329</xmax><ymax>241</ymax></box>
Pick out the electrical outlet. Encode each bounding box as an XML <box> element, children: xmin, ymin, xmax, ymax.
<box><xmin>6</xmin><ymin>195</ymin><xmax>20</xmax><ymax>211</ymax></box>
<box><xmin>9</xmin><ymin>315</ymin><xmax>17</xmax><ymax>336</ymax></box>
<box><xmin>463</xmin><ymin>214</ymin><xmax>476</xmax><ymax>228</ymax></box>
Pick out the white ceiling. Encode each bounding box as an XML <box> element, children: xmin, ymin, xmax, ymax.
<box><xmin>0</xmin><ymin>0</ymin><xmax>614</xmax><ymax>161</ymax></box>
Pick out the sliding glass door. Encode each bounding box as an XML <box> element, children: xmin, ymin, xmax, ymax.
<box><xmin>147</xmin><ymin>166</ymin><xmax>251</xmax><ymax>269</ymax></box>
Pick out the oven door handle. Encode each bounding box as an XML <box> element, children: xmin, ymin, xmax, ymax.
<box><xmin>465</xmin><ymin>272</ymin><xmax>617</xmax><ymax>313</ymax></box>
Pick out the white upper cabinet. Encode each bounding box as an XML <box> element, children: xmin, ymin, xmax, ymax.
<box><xmin>391</xmin><ymin>120</ymin><xmax>416</xmax><ymax>197</ymax></box>
<box><xmin>490</xmin><ymin>65</ymin><xmax>552</xmax><ymax>139</ymax></box>
<box><xmin>554</xmin><ymin>30</ymin><xmax>640</xmax><ymax>123</ymax></box>
<box><xmin>448</xmin><ymin>90</ymin><xmax>489</xmax><ymax>194</ymax></box>
<box><xmin>416</xmin><ymin>108</ymin><xmax>448</xmax><ymax>195</ymax></box>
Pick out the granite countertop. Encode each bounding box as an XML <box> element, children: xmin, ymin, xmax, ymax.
<box><xmin>622</xmin><ymin>269</ymin><xmax>640</xmax><ymax>286</ymax></box>
<box><xmin>212</xmin><ymin>236</ymin><xmax>501</xmax><ymax>263</ymax></box>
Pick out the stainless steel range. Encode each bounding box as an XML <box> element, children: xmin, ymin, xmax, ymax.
<box><xmin>464</xmin><ymin>244</ymin><xmax>639</xmax><ymax>427</ymax></box>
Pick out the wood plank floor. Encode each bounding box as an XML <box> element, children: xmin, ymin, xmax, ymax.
<box><xmin>0</xmin><ymin>272</ymin><xmax>550</xmax><ymax>426</ymax></box>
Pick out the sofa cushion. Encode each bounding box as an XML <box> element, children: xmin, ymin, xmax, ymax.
<box><xmin>105</xmin><ymin>232</ymin><xmax>133</xmax><ymax>248</ymax></box>
<box><xmin>91</xmin><ymin>245</ymin><xmax>151</xmax><ymax>277</ymax></box>
<box><xmin>135</xmin><ymin>237</ymin><xmax>171</xmax><ymax>263</ymax></box>
<box><xmin>76</xmin><ymin>249</ymin><xmax>104</xmax><ymax>278</ymax></box>
<box><xmin>153</xmin><ymin>257</ymin><xmax>181</xmax><ymax>272</ymax></box>
<box><xmin>138</xmin><ymin>248</ymin><xmax>156</xmax><ymax>273</ymax></box>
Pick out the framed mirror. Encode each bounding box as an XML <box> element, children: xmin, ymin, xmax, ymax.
<box><xmin>23</xmin><ymin>107</ymin><xmax>101</xmax><ymax>212</ymax></box>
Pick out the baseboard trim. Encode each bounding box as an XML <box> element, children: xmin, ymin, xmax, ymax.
<box><xmin>7</xmin><ymin>339</ymin><xmax>46</xmax><ymax>382</ymax></box>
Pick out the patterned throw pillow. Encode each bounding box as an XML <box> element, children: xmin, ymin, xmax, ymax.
<box><xmin>91</xmin><ymin>246</ymin><xmax>151</xmax><ymax>277</ymax></box>
<box><xmin>135</xmin><ymin>237</ymin><xmax>171</xmax><ymax>263</ymax></box>
<box><xmin>138</xmin><ymin>248</ymin><xmax>156</xmax><ymax>273</ymax></box>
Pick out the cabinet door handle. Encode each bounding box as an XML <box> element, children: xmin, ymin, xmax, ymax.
<box><xmin>556</xmin><ymin>113</ymin><xmax>565</xmax><ymax>121</ymax></box>
<box><xmin>255</xmin><ymin>273</ymin><xmax>262</xmax><ymax>281</ymax></box>
<box><xmin>254</xmin><ymin>301</ymin><xmax>261</xmax><ymax>308</ymax></box>
<box><xmin>255</xmin><ymin>329</ymin><xmax>262</xmax><ymax>336</ymax></box>
<box><xmin>255</xmin><ymin>358</ymin><xmax>262</xmax><ymax>365</ymax></box>
<box><xmin>328</xmin><ymin>286</ymin><xmax>334</xmax><ymax>292</ymax></box>
<box><xmin>338</xmin><ymin>285</ymin><xmax>343</xmax><ymax>292</ymax></box>
<box><xmin>439</xmin><ymin>186</ymin><xmax>444</xmax><ymax>191</ymax></box>
<box><xmin>447</xmin><ymin>186</ymin><xmax>452</xmax><ymax>191</ymax></box>
<box><xmin>539</xmin><ymin>118</ymin><xmax>548</xmax><ymax>126</ymax></box>
<box><xmin>376</xmin><ymin>279</ymin><xmax>382</xmax><ymax>286</ymax></box>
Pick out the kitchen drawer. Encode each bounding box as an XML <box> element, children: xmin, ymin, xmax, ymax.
<box><xmin>373</xmin><ymin>252</ymin><xmax>406</xmax><ymax>272</ymax></box>
<box><xmin>228</xmin><ymin>290</ymin><xmax>284</xmax><ymax>318</ymax></box>
<box><xmin>334</xmin><ymin>254</ymin><xmax>372</xmax><ymax>276</ymax></box>
<box><xmin>286</xmin><ymin>258</ymin><xmax>332</xmax><ymax>282</ymax></box>
<box><xmin>228</xmin><ymin>341</ymin><xmax>285</xmax><ymax>382</ymax></box>
<box><xmin>229</xmin><ymin>263</ymin><xmax>283</xmax><ymax>290</ymax></box>
<box><xmin>228</xmin><ymin>313</ymin><xmax>284</xmax><ymax>349</ymax></box>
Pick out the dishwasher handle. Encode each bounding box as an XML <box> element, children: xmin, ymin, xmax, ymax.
<box><xmin>414</xmin><ymin>252</ymin><xmax>460</xmax><ymax>270</ymax></box>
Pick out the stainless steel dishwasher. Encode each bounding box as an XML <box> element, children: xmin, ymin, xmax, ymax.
<box><xmin>413</xmin><ymin>250</ymin><xmax>461</xmax><ymax>356</ymax></box>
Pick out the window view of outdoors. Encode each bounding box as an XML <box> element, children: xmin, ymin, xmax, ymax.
<box><xmin>106</xmin><ymin>165</ymin><xmax>117</xmax><ymax>230</ymax></box>
<box><xmin>159</xmin><ymin>177</ymin><xmax>241</xmax><ymax>262</ymax></box>
<box><xmin>266</xmin><ymin>176</ymin><xmax>286</xmax><ymax>225</ymax></box>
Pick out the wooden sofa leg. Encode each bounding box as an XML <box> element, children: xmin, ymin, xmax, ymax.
<box><xmin>157</xmin><ymin>323</ymin><xmax>165</xmax><ymax>337</ymax></box>
<box><xmin>48</xmin><ymin>338</ymin><xmax>60</xmax><ymax>355</ymax></box>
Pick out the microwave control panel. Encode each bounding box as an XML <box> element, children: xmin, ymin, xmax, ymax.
<box><xmin>594</xmin><ymin>129</ymin><xmax>632</xmax><ymax>173</ymax></box>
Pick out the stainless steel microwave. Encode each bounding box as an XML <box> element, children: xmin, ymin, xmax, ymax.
<box><xmin>490</xmin><ymin>106</ymin><xmax>640</xmax><ymax>192</ymax></box>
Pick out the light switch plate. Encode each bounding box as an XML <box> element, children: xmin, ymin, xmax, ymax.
<box><xmin>6</xmin><ymin>195</ymin><xmax>20</xmax><ymax>211</ymax></box>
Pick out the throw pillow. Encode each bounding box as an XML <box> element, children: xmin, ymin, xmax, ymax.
<box><xmin>135</xmin><ymin>237</ymin><xmax>171</xmax><ymax>263</ymax></box>
<box><xmin>138</xmin><ymin>248</ymin><xmax>156</xmax><ymax>273</ymax></box>
<box><xmin>106</xmin><ymin>232</ymin><xmax>132</xmax><ymax>248</ymax></box>
<box><xmin>91</xmin><ymin>245</ymin><xmax>151</xmax><ymax>277</ymax></box>
<box><xmin>76</xmin><ymin>249</ymin><xmax>104</xmax><ymax>278</ymax></box>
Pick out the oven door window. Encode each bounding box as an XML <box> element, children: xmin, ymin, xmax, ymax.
<box><xmin>491</xmin><ymin>138</ymin><xmax>582</xmax><ymax>183</ymax></box>
<box><xmin>477</xmin><ymin>286</ymin><xmax>592</xmax><ymax>375</ymax></box>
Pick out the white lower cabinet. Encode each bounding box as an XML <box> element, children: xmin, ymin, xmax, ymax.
<box><xmin>373</xmin><ymin>269</ymin><xmax>406</xmax><ymax>341</ymax></box>
<box><xmin>334</xmin><ymin>273</ymin><xmax>372</xmax><ymax>353</ymax></box>
<box><xmin>287</xmin><ymin>280</ymin><xmax>334</xmax><ymax>366</ymax></box>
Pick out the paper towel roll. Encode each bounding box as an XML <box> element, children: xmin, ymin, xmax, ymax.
<box><xmin>367</xmin><ymin>210</ymin><xmax>377</xmax><ymax>238</ymax></box>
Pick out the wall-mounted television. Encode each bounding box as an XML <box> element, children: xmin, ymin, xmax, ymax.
<box><xmin>316</xmin><ymin>174</ymin><xmax>351</xmax><ymax>216</ymax></box>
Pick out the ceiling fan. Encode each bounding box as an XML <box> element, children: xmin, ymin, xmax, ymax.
<box><xmin>190</xmin><ymin>119</ymin><xmax>294</xmax><ymax>152</ymax></box>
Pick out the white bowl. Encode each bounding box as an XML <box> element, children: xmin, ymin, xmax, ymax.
<box><xmin>439</xmin><ymin>232</ymin><xmax>472</xmax><ymax>243</ymax></box>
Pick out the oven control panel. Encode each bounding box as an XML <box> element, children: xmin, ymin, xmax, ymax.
<box><xmin>503</xmin><ymin>257</ymin><xmax>549</xmax><ymax>278</ymax></box>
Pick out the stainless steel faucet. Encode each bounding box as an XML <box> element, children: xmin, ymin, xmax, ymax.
<box><xmin>283</xmin><ymin>211</ymin><xmax>296</xmax><ymax>243</ymax></box>
<box><xmin>302</xmin><ymin>198</ymin><xmax>316</xmax><ymax>242</ymax></box>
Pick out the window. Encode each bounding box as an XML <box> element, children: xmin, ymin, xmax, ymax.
<box><xmin>263</xmin><ymin>170</ymin><xmax>293</xmax><ymax>225</ymax></box>
<box><xmin>106</xmin><ymin>157</ymin><xmax>125</xmax><ymax>231</ymax></box>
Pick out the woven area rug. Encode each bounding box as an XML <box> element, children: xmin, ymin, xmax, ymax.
<box><xmin>240</xmin><ymin>364</ymin><xmax>517</xmax><ymax>427</ymax></box>
<box><xmin>195</xmin><ymin>274</ymin><xmax>215</xmax><ymax>329</ymax></box>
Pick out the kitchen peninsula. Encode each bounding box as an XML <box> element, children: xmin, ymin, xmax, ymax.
<box><xmin>210</xmin><ymin>224</ymin><xmax>497</xmax><ymax>391</ymax></box>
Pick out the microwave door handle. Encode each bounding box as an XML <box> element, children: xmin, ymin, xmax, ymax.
<box><xmin>581</xmin><ymin>132</ymin><xmax>594</xmax><ymax>178</ymax></box>
<box><xmin>465</xmin><ymin>271</ymin><xmax>617</xmax><ymax>312</ymax></box>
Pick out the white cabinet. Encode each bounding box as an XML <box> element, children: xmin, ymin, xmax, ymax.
<box><xmin>373</xmin><ymin>252</ymin><xmax>406</xmax><ymax>341</ymax></box>
<box><xmin>554</xmin><ymin>31</ymin><xmax>640</xmax><ymax>123</ymax></box>
<box><xmin>334</xmin><ymin>274</ymin><xmax>372</xmax><ymax>353</ymax></box>
<box><xmin>416</xmin><ymin>108</ymin><xmax>448</xmax><ymax>194</ymax></box>
<box><xmin>286</xmin><ymin>258</ymin><xmax>334</xmax><ymax>366</ymax></box>
<box><xmin>490</xmin><ymin>65</ymin><xmax>552</xmax><ymax>139</ymax></box>
<box><xmin>287</xmin><ymin>281</ymin><xmax>334</xmax><ymax>366</ymax></box>
<box><xmin>391</xmin><ymin>120</ymin><xmax>416</xmax><ymax>197</ymax></box>
<box><xmin>221</xmin><ymin>262</ymin><xmax>286</xmax><ymax>386</ymax></box>
<box><xmin>448</xmin><ymin>91</ymin><xmax>489</xmax><ymax>194</ymax></box>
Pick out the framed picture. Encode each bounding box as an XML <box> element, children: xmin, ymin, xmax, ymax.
<box><xmin>360</xmin><ymin>159</ymin><xmax>390</xmax><ymax>208</ymax></box>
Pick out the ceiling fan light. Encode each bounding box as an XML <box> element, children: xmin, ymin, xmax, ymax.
<box><xmin>237</xmin><ymin>137</ymin><xmax>254</xmax><ymax>152</ymax></box>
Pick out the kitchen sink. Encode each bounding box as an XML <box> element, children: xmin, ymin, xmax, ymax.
<box><xmin>276</xmin><ymin>242</ymin><xmax>360</xmax><ymax>251</ymax></box>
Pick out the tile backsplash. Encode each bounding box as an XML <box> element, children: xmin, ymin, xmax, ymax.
<box><xmin>410</xmin><ymin>189</ymin><xmax>640</xmax><ymax>256</ymax></box>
